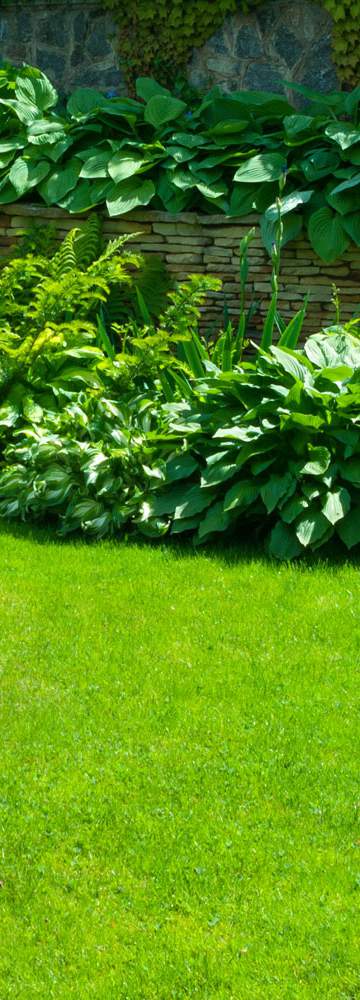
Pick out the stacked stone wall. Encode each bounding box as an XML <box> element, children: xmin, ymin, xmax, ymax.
<box><xmin>1</xmin><ymin>203</ymin><xmax>358</xmax><ymax>336</ymax></box>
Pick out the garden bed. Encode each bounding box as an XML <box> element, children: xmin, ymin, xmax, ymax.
<box><xmin>1</xmin><ymin>202</ymin><xmax>360</xmax><ymax>335</ymax></box>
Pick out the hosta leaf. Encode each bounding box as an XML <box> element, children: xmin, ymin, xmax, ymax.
<box><xmin>223</xmin><ymin>479</ymin><xmax>259</xmax><ymax>512</ymax></box>
<box><xmin>325</xmin><ymin>122</ymin><xmax>360</xmax><ymax>150</ymax></box>
<box><xmin>144</xmin><ymin>95</ymin><xmax>187</xmax><ymax>129</ymax></box>
<box><xmin>0</xmin><ymin>403</ymin><xmax>19</xmax><ymax>427</ymax></box>
<box><xmin>79</xmin><ymin>152</ymin><xmax>111</xmax><ymax>178</ymax></box>
<box><xmin>261</xmin><ymin>212</ymin><xmax>302</xmax><ymax>255</ymax></box>
<box><xmin>170</xmin><ymin>515</ymin><xmax>201</xmax><ymax>534</ymax></box>
<box><xmin>23</xmin><ymin>397</ymin><xmax>43</xmax><ymax>423</ymax></box>
<box><xmin>326</xmin><ymin>172</ymin><xmax>360</xmax><ymax>216</ymax></box>
<box><xmin>108</xmin><ymin>152</ymin><xmax>145</xmax><ymax>183</ymax></box>
<box><xmin>265</xmin><ymin>189</ymin><xmax>314</xmax><ymax>221</ymax></box>
<box><xmin>300</xmin><ymin>446</ymin><xmax>331</xmax><ymax>476</ymax></box>
<box><xmin>197</xmin><ymin>501</ymin><xmax>231</xmax><ymax>541</ymax></box>
<box><xmin>337</xmin><ymin>508</ymin><xmax>360</xmax><ymax>549</ymax></box>
<box><xmin>67</xmin><ymin>88</ymin><xmax>106</xmax><ymax>118</ymax></box>
<box><xmin>295</xmin><ymin>511</ymin><xmax>329</xmax><ymax>548</ymax></box>
<box><xmin>308</xmin><ymin>207</ymin><xmax>349</xmax><ymax>263</ymax></box>
<box><xmin>260</xmin><ymin>471</ymin><xmax>295</xmax><ymax>514</ymax></box>
<box><xmin>340</xmin><ymin>458</ymin><xmax>360</xmax><ymax>485</ymax></box>
<box><xmin>27</xmin><ymin>119</ymin><xmax>66</xmax><ymax>145</ymax></box>
<box><xmin>301</xmin><ymin>148</ymin><xmax>340</xmax><ymax>182</ymax></box>
<box><xmin>39</xmin><ymin>159</ymin><xmax>81</xmax><ymax>204</ymax></box>
<box><xmin>9</xmin><ymin>157</ymin><xmax>50</xmax><ymax>195</ymax></box>
<box><xmin>106</xmin><ymin>178</ymin><xmax>155</xmax><ymax>216</ymax></box>
<box><xmin>269</xmin><ymin>521</ymin><xmax>302</xmax><ymax>561</ymax></box>
<box><xmin>15</xmin><ymin>72</ymin><xmax>58</xmax><ymax>112</ymax></box>
<box><xmin>322</xmin><ymin>487</ymin><xmax>350</xmax><ymax>525</ymax></box>
<box><xmin>164</xmin><ymin>454</ymin><xmax>198</xmax><ymax>483</ymax></box>
<box><xmin>341</xmin><ymin>212</ymin><xmax>360</xmax><ymax>247</ymax></box>
<box><xmin>234</xmin><ymin>153</ymin><xmax>286</xmax><ymax>184</ymax></box>
<box><xmin>136</xmin><ymin>78</ymin><xmax>170</xmax><ymax>102</ymax></box>
<box><xmin>174</xmin><ymin>485</ymin><xmax>213</xmax><ymax>520</ymax></box>
<box><xmin>201</xmin><ymin>460</ymin><xmax>238</xmax><ymax>487</ymax></box>
<box><xmin>280</xmin><ymin>495</ymin><xmax>309</xmax><ymax>523</ymax></box>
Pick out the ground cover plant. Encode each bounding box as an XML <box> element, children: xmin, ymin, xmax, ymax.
<box><xmin>1</xmin><ymin>64</ymin><xmax>360</xmax><ymax>260</ymax></box>
<box><xmin>0</xmin><ymin>526</ymin><xmax>359</xmax><ymax>999</ymax></box>
<box><xmin>1</xmin><ymin>216</ymin><xmax>360</xmax><ymax>558</ymax></box>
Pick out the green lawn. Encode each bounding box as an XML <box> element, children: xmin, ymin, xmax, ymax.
<box><xmin>0</xmin><ymin>525</ymin><xmax>359</xmax><ymax>1000</ymax></box>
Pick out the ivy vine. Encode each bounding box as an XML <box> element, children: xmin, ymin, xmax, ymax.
<box><xmin>101</xmin><ymin>0</ymin><xmax>360</xmax><ymax>90</ymax></box>
<box><xmin>102</xmin><ymin>0</ymin><xmax>262</xmax><ymax>88</ymax></box>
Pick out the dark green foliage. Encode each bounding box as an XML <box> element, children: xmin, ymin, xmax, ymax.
<box><xmin>1</xmin><ymin>63</ymin><xmax>360</xmax><ymax>260</ymax></box>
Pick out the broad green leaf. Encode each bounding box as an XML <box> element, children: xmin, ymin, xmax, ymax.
<box><xmin>265</xmin><ymin>190</ymin><xmax>314</xmax><ymax>221</ymax></box>
<box><xmin>15</xmin><ymin>72</ymin><xmax>58</xmax><ymax>111</ymax></box>
<box><xmin>144</xmin><ymin>95</ymin><xmax>186</xmax><ymax>129</ymax></box>
<box><xmin>326</xmin><ymin>172</ymin><xmax>360</xmax><ymax>216</ymax></box>
<box><xmin>300</xmin><ymin>446</ymin><xmax>331</xmax><ymax>476</ymax></box>
<box><xmin>67</xmin><ymin>88</ymin><xmax>106</xmax><ymax>118</ymax></box>
<box><xmin>174</xmin><ymin>485</ymin><xmax>214</xmax><ymax>520</ymax></box>
<box><xmin>23</xmin><ymin>397</ymin><xmax>43</xmax><ymax>423</ymax></box>
<box><xmin>261</xmin><ymin>212</ymin><xmax>302</xmax><ymax>255</ymax></box>
<box><xmin>340</xmin><ymin>458</ymin><xmax>360</xmax><ymax>485</ymax></box>
<box><xmin>27</xmin><ymin>119</ymin><xmax>66</xmax><ymax>145</ymax></box>
<box><xmin>223</xmin><ymin>479</ymin><xmax>259</xmax><ymax>512</ymax></box>
<box><xmin>341</xmin><ymin>211</ymin><xmax>360</xmax><ymax>246</ymax></box>
<box><xmin>39</xmin><ymin>159</ymin><xmax>81</xmax><ymax>204</ymax></box>
<box><xmin>269</xmin><ymin>521</ymin><xmax>302</xmax><ymax>560</ymax></box>
<box><xmin>308</xmin><ymin>207</ymin><xmax>349</xmax><ymax>263</ymax></box>
<box><xmin>197</xmin><ymin>501</ymin><xmax>230</xmax><ymax>540</ymax></box>
<box><xmin>337</xmin><ymin>507</ymin><xmax>360</xmax><ymax>549</ymax></box>
<box><xmin>79</xmin><ymin>152</ymin><xmax>111</xmax><ymax>178</ymax></box>
<box><xmin>108</xmin><ymin>152</ymin><xmax>145</xmax><ymax>183</ymax></box>
<box><xmin>295</xmin><ymin>511</ymin><xmax>329</xmax><ymax>548</ymax></box>
<box><xmin>325</xmin><ymin>122</ymin><xmax>360</xmax><ymax>150</ymax></box>
<box><xmin>106</xmin><ymin>178</ymin><xmax>155</xmax><ymax>216</ymax></box>
<box><xmin>322</xmin><ymin>487</ymin><xmax>350</xmax><ymax>525</ymax></box>
<box><xmin>201</xmin><ymin>461</ymin><xmax>238</xmax><ymax>487</ymax></box>
<box><xmin>301</xmin><ymin>147</ymin><xmax>340</xmax><ymax>181</ymax></box>
<box><xmin>270</xmin><ymin>346</ymin><xmax>312</xmax><ymax>383</ymax></box>
<box><xmin>136</xmin><ymin>78</ymin><xmax>170</xmax><ymax>101</ymax></box>
<box><xmin>234</xmin><ymin>153</ymin><xmax>286</xmax><ymax>184</ymax></box>
<box><xmin>260</xmin><ymin>471</ymin><xmax>295</xmax><ymax>514</ymax></box>
<box><xmin>164</xmin><ymin>454</ymin><xmax>198</xmax><ymax>483</ymax></box>
<box><xmin>280</xmin><ymin>495</ymin><xmax>309</xmax><ymax>523</ymax></box>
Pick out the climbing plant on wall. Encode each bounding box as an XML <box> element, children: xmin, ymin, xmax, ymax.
<box><xmin>322</xmin><ymin>0</ymin><xmax>360</xmax><ymax>87</ymax></box>
<box><xmin>102</xmin><ymin>0</ymin><xmax>360</xmax><ymax>89</ymax></box>
<box><xmin>102</xmin><ymin>0</ymin><xmax>263</xmax><ymax>88</ymax></box>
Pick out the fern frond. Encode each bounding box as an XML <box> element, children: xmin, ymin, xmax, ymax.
<box><xmin>51</xmin><ymin>229</ymin><xmax>81</xmax><ymax>277</ymax></box>
<box><xmin>73</xmin><ymin>214</ymin><xmax>103</xmax><ymax>269</ymax></box>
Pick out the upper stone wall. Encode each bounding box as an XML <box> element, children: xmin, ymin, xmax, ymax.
<box><xmin>188</xmin><ymin>0</ymin><xmax>338</xmax><ymax>99</ymax></box>
<box><xmin>0</xmin><ymin>0</ymin><xmax>338</xmax><ymax>97</ymax></box>
<box><xmin>0</xmin><ymin>0</ymin><xmax>125</xmax><ymax>94</ymax></box>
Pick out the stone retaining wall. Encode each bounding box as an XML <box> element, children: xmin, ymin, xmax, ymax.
<box><xmin>0</xmin><ymin>203</ymin><xmax>359</xmax><ymax>336</ymax></box>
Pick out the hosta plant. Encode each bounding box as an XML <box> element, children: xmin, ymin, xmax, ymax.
<box><xmin>137</xmin><ymin>324</ymin><xmax>360</xmax><ymax>557</ymax></box>
<box><xmin>1</xmin><ymin>63</ymin><xmax>360</xmax><ymax>261</ymax></box>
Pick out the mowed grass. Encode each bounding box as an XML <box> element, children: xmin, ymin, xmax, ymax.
<box><xmin>0</xmin><ymin>525</ymin><xmax>359</xmax><ymax>1000</ymax></box>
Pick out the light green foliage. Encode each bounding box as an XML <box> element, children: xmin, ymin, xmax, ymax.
<box><xmin>0</xmin><ymin>529</ymin><xmax>359</xmax><ymax>998</ymax></box>
<box><xmin>1</xmin><ymin>63</ymin><xmax>360</xmax><ymax>260</ymax></box>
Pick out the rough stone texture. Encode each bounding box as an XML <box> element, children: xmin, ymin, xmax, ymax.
<box><xmin>0</xmin><ymin>0</ymin><xmax>339</xmax><ymax>97</ymax></box>
<box><xmin>0</xmin><ymin>1</ymin><xmax>125</xmax><ymax>95</ymax></box>
<box><xmin>188</xmin><ymin>0</ymin><xmax>338</xmax><ymax>101</ymax></box>
<box><xmin>1</xmin><ymin>203</ymin><xmax>358</xmax><ymax>339</ymax></box>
